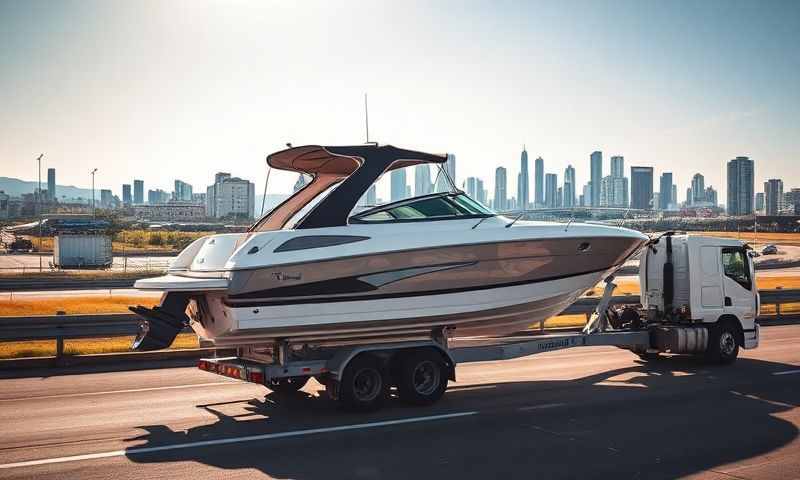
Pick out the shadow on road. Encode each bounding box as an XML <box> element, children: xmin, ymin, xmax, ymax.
<box><xmin>125</xmin><ymin>356</ymin><xmax>799</xmax><ymax>479</ymax></box>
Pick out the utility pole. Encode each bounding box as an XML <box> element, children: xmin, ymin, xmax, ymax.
<box><xmin>36</xmin><ymin>153</ymin><xmax>44</xmax><ymax>272</ymax></box>
<box><xmin>90</xmin><ymin>168</ymin><xmax>98</xmax><ymax>218</ymax></box>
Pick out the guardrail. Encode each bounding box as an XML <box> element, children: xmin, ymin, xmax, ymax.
<box><xmin>1</xmin><ymin>289</ymin><xmax>798</xmax><ymax>364</ymax></box>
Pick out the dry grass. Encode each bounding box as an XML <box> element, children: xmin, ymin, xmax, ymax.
<box><xmin>694</xmin><ymin>231</ymin><xmax>800</xmax><ymax>247</ymax></box>
<box><xmin>0</xmin><ymin>295</ymin><xmax>159</xmax><ymax>316</ymax></box>
<box><xmin>0</xmin><ymin>333</ymin><xmax>200</xmax><ymax>359</ymax></box>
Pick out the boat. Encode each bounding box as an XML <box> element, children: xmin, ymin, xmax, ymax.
<box><xmin>130</xmin><ymin>144</ymin><xmax>648</xmax><ymax>351</ymax></box>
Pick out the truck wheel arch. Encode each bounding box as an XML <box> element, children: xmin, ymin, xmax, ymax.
<box><xmin>716</xmin><ymin>314</ymin><xmax>744</xmax><ymax>347</ymax></box>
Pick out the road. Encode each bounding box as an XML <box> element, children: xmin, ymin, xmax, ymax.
<box><xmin>0</xmin><ymin>325</ymin><xmax>797</xmax><ymax>479</ymax></box>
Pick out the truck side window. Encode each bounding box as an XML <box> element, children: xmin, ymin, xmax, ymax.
<box><xmin>721</xmin><ymin>247</ymin><xmax>751</xmax><ymax>291</ymax></box>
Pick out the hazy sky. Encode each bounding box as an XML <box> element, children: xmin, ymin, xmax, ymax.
<box><xmin>1</xmin><ymin>0</ymin><xmax>798</xmax><ymax>201</ymax></box>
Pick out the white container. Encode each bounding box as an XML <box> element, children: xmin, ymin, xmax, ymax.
<box><xmin>53</xmin><ymin>234</ymin><xmax>113</xmax><ymax>268</ymax></box>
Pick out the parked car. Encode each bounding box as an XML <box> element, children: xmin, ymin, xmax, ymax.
<box><xmin>8</xmin><ymin>238</ymin><xmax>33</xmax><ymax>253</ymax></box>
<box><xmin>761</xmin><ymin>244</ymin><xmax>778</xmax><ymax>255</ymax></box>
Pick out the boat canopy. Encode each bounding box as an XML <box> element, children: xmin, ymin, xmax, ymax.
<box><xmin>252</xmin><ymin>145</ymin><xmax>449</xmax><ymax>231</ymax></box>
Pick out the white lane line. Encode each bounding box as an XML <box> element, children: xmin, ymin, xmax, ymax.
<box><xmin>773</xmin><ymin>369</ymin><xmax>800</xmax><ymax>376</ymax></box>
<box><xmin>0</xmin><ymin>381</ymin><xmax>238</xmax><ymax>403</ymax></box>
<box><xmin>518</xmin><ymin>402</ymin><xmax>567</xmax><ymax>411</ymax></box>
<box><xmin>0</xmin><ymin>411</ymin><xmax>477</xmax><ymax>470</ymax></box>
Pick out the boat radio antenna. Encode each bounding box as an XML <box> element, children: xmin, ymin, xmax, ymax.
<box><xmin>260</xmin><ymin>156</ymin><xmax>272</xmax><ymax>218</ymax></box>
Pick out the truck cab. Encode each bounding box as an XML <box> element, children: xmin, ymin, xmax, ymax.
<box><xmin>639</xmin><ymin>234</ymin><xmax>759</xmax><ymax>359</ymax></box>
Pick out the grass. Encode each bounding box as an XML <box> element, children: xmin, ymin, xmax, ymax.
<box><xmin>693</xmin><ymin>231</ymin><xmax>800</xmax><ymax>247</ymax></box>
<box><xmin>0</xmin><ymin>294</ymin><xmax>159</xmax><ymax>316</ymax></box>
<box><xmin>22</xmin><ymin>230</ymin><xmax>213</xmax><ymax>254</ymax></box>
<box><xmin>0</xmin><ymin>334</ymin><xmax>200</xmax><ymax>359</ymax></box>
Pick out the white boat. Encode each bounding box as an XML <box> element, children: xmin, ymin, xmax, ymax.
<box><xmin>130</xmin><ymin>145</ymin><xmax>648</xmax><ymax>350</ymax></box>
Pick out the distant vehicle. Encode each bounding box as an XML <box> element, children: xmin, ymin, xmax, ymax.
<box><xmin>8</xmin><ymin>238</ymin><xmax>33</xmax><ymax>253</ymax></box>
<box><xmin>761</xmin><ymin>244</ymin><xmax>778</xmax><ymax>255</ymax></box>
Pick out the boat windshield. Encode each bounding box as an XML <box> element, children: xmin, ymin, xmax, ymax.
<box><xmin>351</xmin><ymin>192</ymin><xmax>495</xmax><ymax>223</ymax></box>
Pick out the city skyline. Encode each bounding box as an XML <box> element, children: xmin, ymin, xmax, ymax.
<box><xmin>1</xmin><ymin>1</ymin><xmax>797</xmax><ymax>201</ymax></box>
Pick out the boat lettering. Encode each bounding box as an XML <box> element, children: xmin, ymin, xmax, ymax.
<box><xmin>537</xmin><ymin>338</ymin><xmax>571</xmax><ymax>351</ymax></box>
<box><xmin>272</xmin><ymin>272</ymin><xmax>302</xmax><ymax>281</ymax></box>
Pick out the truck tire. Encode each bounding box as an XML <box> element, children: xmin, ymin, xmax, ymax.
<box><xmin>338</xmin><ymin>354</ymin><xmax>387</xmax><ymax>412</ymax></box>
<box><xmin>396</xmin><ymin>349</ymin><xmax>448</xmax><ymax>406</ymax></box>
<box><xmin>706</xmin><ymin>320</ymin><xmax>740</xmax><ymax>365</ymax></box>
<box><xmin>268</xmin><ymin>376</ymin><xmax>309</xmax><ymax>394</ymax></box>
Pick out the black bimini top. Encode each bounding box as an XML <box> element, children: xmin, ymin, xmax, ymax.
<box><xmin>250</xmin><ymin>144</ymin><xmax>447</xmax><ymax>231</ymax></box>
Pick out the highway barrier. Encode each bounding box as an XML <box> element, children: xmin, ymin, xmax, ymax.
<box><xmin>0</xmin><ymin>289</ymin><xmax>798</xmax><ymax>368</ymax></box>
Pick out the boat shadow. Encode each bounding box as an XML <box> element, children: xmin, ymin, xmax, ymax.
<box><xmin>124</xmin><ymin>356</ymin><xmax>799</xmax><ymax>479</ymax></box>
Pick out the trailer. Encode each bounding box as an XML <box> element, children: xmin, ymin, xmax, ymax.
<box><xmin>188</xmin><ymin>233</ymin><xmax>761</xmax><ymax>412</ymax></box>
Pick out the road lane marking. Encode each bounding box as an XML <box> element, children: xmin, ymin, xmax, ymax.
<box><xmin>730</xmin><ymin>391</ymin><xmax>797</xmax><ymax>408</ymax></box>
<box><xmin>773</xmin><ymin>369</ymin><xmax>800</xmax><ymax>376</ymax></box>
<box><xmin>0</xmin><ymin>381</ymin><xmax>238</xmax><ymax>403</ymax></box>
<box><xmin>0</xmin><ymin>411</ymin><xmax>478</xmax><ymax>470</ymax></box>
<box><xmin>518</xmin><ymin>403</ymin><xmax>567</xmax><ymax>411</ymax></box>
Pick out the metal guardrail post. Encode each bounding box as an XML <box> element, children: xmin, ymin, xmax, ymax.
<box><xmin>56</xmin><ymin>336</ymin><xmax>64</xmax><ymax>358</ymax></box>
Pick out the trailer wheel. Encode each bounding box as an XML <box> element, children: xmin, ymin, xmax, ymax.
<box><xmin>339</xmin><ymin>354</ymin><xmax>387</xmax><ymax>412</ymax></box>
<box><xmin>268</xmin><ymin>376</ymin><xmax>309</xmax><ymax>394</ymax></box>
<box><xmin>396</xmin><ymin>349</ymin><xmax>448</xmax><ymax>406</ymax></box>
<box><xmin>706</xmin><ymin>320</ymin><xmax>740</xmax><ymax>365</ymax></box>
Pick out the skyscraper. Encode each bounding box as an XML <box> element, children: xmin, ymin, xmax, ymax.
<box><xmin>293</xmin><ymin>174</ymin><xmax>308</xmax><ymax>192</ymax></box>
<box><xmin>174</xmin><ymin>180</ymin><xmax>193</xmax><ymax>201</ymax></box>
<box><xmin>755</xmin><ymin>192</ymin><xmax>765</xmax><ymax>212</ymax></box>
<box><xmin>434</xmin><ymin>154</ymin><xmax>456</xmax><ymax>192</ymax></box>
<box><xmin>494</xmin><ymin>167</ymin><xmax>507</xmax><ymax>211</ymax></box>
<box><xmin>415</xmin><ymin>164</ymin><xmax>432</xmax><ymax>196</ymax></box>
<box><xmin>764</xmin><ymin>179</ymin><xmax>784</xmax><ymax>216</ymax></box>
<box><xmin>563</xmin><ymin>165</ymin><xmax>576</xmax><ymax>208</ymax></box>
<box><xmin>544</xmin><ymin>173</ymin><xmax>557</xmax><ymax>208</ymax></box>
<box><xmin>517</xmin><ymin>147</ymin><xmax>529</xmax><ymax>209</ymax></box>
<box><xmin>610</xmin><ymin>156</ymin><xmax>624</xmax><ymax>178</ymax></box>
<box><xmin>133</xmin><ymin>179</ymin><xmax>144</xmax><ymax>204</ymax></box>
<box><xmin>391</xmin><ymin>168</ymin><xmax>407</xmax><ymax>202</ymax></box>
<box><xmin>590</xmin><ymin>151</ymin><xmax>602</xmax><ymax>207</ymax></box>
<box><xmin>122</xmin><ymin>184</ymin><xmax>132</xmax><ymax>206</ymax></box>
<box><xmin>691</xmin><ymin>173</ymin><xmax>705</xmax><ymax>205</ymax></box>
<box><xmin>534</xmin><ymin>156</ymin><xmax>544</xmax><ymax>207</ymax></box>
<box><xmin>630</xmin><ymin>167</ymin><xmax>653</xmax><ymax>210</ymax></box>
<box><xmin>659</xmin><ymin>172</ymin><xmax>673</xmax><ymax>210</ymax></box>
<box><xmin>47</xmin><ymin>168</ymin><xmax>55</xmax><ymax>201</ymax></box>
<box><xmin>706</xmin><ymin>186</ymin><xmax>718</xmax><ymax>207</ymax></box>
<box><xmin>727</xmin><ymin>156</ymin><xmax>754</xmax><ymax>216</ymax></box>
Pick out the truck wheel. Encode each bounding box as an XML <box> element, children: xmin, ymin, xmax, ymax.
<box><xmin>396</xmin><ymin>349</ymin><xmax>448</xmax><ymax>406</ymax></box>
<box><xmin>339</xmin><ymin>355</ymin><xmax>387</xmax><ymax>412</ymax></box>
<box><xmin>706</xmin><ymin>321</ymin><xmax>740</xmax><ymax>365</ymax></box>
<box><xmin>268</xmin><ymin>376</ymin><xmax>309</xmax><ymax>394</ymax></box>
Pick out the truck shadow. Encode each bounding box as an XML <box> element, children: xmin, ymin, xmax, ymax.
<box><xmin>124</xmin><ymin>356</ymin><xmax>799</xmax><ymax>479</ymax></box>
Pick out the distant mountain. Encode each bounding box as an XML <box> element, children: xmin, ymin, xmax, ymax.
<box><xmin>0</xmin><ymin>177</ymin><xmax>93</xmax><ymax>201</ymax></box>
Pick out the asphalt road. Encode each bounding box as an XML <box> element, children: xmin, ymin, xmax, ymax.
<box><xmin>0</xmin><ymin>325</ymin><xmax>798</xmax><ymax>479</ymax></box>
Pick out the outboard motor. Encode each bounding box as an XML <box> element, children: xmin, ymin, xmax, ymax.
<box><xmin>130</xmin><ymin>293</ymin><xmax>191</xmax><ymax>351</ymax></box>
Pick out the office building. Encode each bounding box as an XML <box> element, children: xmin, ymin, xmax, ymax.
<box><xmin>494</xmin><ymin>167</ymin><xmax>508</xmax><ymax>211</ymax></box>
<box><xmin>434</xmin><ymin>154</ymin><xmax>456</xmax><ymax>192</ymax></box>
<box><xmin>563</xmin><ymin>165</ymin><xmax>576</xmax><ymax>208</ymax></box>
<box><xmin>206</xmin><ymin>172</ymin><xmax>255</xmax><ymax>219</ymax></box>
<box><xmin>174</xmin><ymin>180</ymin><xmax>193</xmax><ymax>202</ymax></box>
<box><xmin>293</xmin><ymin>174</ymin><xmax>308</xmax><ymax>193</ymax></box>
<box><xmin>610</xmin><ymin>156</ymin><xmax>624</xmax><ymax>178</ymax></box>
<box><xmin>544</xmin><ymin>173</ymin><xmax>557</xmax><ymax>208</ymax></box>
<box><xmin>659</xmin><ymin>172</ymin><xmax>673</xmax><ymax>210</ymax></box>
<box><xmin>764</xmin><ymin>179</ymin><xmax>783</xmax><ymax>216</ymax></box>
<box><xmin>590</xmin><ymin>151</ymin><xmax>602</xmax><ymax>206</ymax></box>
<box><xmin>582</xmin><ymin>183</ymin><xmax>591</xmax><ymax>207</ymax></box>
<box><xmin>600</xmin><ymin>176</ymin><xmax>629</xmax><ymax>207</ymax></box>
<box><xmin>122</xmin><ymin>184</ymin><xmax>132</xmax><ymax>206</ymax></box>
<box><xmin>727</xmin><ymin>156</ymin><xmax>754</xmax><ymax>216</ymax></box>
<box><xmin>630</xmin><ymin>167</ymin><xmax>653</xmax><ymax>210</ymax></box>
<box><xmin>415</xmin><ymin>164</ymin><xmax>432</xmax><ymax>196</ymax></box>
<box><xmin>133</xmin><ymin>179</ymin><xmax>144</xmax><ymax>204</ymax></box>
<box><xmin>390</xmin><ymin>168</ymin><xmax>407</xmax><ymax>202</ymax></box>
<box><xmin>691</xmin><ymin>173</ymin><xmax>705</xmax><ymax>205</ymax></box>
<box><xmin>705</xmin><ymin>187</ymin><xmax>718</xmax><ymax>207</ymax></box>
<box><xmin>755</xmin><ymin>192</ymin><xmax>765</xmax><ymax>212</ymax></box>
<box><xmin>100</xmin><ymin>189</ymin><xmax>113</xmax><ymax>208</ymax></box>
<box><xmin>517</xmin><ymin>147</ymin><xmax>529</xmax><ymax>209</ymax></box>
<box><xmin>534</xmin><ymin>156</ymin><xmax>544</xmax><ymax>207</ymax></box>
<box><xmin>47</xmin><ymin>168</ymin><xmax>56</xmax><ymax>201</ymax></box>
<box><xmin>147</xmin><ymin>189</ymin><xmax>170</xmax><ymax>205</ymax></box>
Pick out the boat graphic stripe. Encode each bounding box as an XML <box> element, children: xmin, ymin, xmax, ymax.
<box><xmin>225</xmin><ymin>264</ymin><xmax>617</xmax><ymax>308</ymax></box>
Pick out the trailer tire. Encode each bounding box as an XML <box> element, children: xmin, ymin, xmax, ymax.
<box><xmin>396</xmin><ymin>349</ymin><xmax>448</xmax><ymax>406</ymax></box>
<box><xmin>339</xmin><ymin>354</ymin><xmax>387</xmax><ymax>412</ymax></box>
<box><xmin>268</xmin><ymin>376</ymin><xmax>309</xmax><ymax>394</ymax></box>
<box><xmin>706</xmin><ymin>319</ymin><xmax>740</xmax><ymax>365</ymax></box>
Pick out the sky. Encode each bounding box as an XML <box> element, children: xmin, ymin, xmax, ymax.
<box><xmin>1</xmin><ymin>0</ymin><xmax>798</xmax><ymax>202</ymax></box>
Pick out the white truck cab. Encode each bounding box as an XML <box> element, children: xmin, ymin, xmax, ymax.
<box><xmin>638</xmin><ymin>233</ymin><xmax>759</xmax><ymax>360</ymax></box>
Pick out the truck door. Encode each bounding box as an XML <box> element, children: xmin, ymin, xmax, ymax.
<box><xmin>720</xmin><ymin>247</ymin><xmax>755</xmax><ymax>322</ymax></box>
<box><xmin>698</xmin><ymin>245</ymin><xmax>724</xmax><ymax>321</ymax></box>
